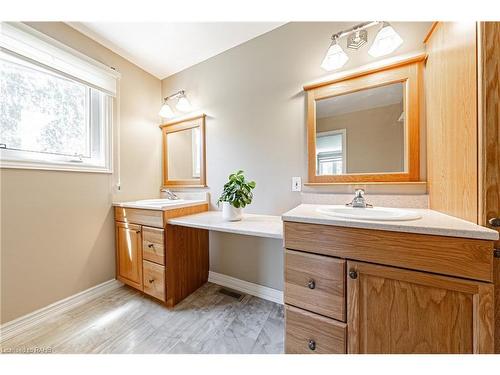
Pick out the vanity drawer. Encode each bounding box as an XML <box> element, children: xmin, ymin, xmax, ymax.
<box><xmin>285</xmin><ymin>249</ymin><xmax>345</xmax><ymax>321</ymax></box>
<box><xmin>143</xmin><ymin>260</ymin><xmax>166</xmax><ymax>302</ymax></box>
<box><xmin>114</xmin><ymin>207</ymin><xmax>164</xmax><ymax>228</ymax></box>
<box><xmin>285</xmin><ymin>305</ymin><xmax>346</xmax><ymax>354</ymax></box>
<box><xmin>142</xmin><ymin>226</ymin><xmax>165</xmax><ymax>265</ymax></box>
<box><xmin>284</xmin><ymin>221</ymin><xmax>493</xmax><ymax>282</ymax></box>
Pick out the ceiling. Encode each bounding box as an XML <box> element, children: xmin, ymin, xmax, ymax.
<box><xmin>68</xmin><ymin>22</ymin><xmax>431</xmax><ymax>81</ymax></box>
<box><xmin>317</xmin><ymin>82</ymin><xmax>403</xmax><ymax>118</ymax></box>
<box><xmin>68</xmin><ymin>22</ymin><xmax>285</xmax><ymax>79</ymax></box>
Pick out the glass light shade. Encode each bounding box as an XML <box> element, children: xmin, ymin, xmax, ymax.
<box><xmin>159</xmin><ymin>103</ymin><xmax>174</xmax><ymax>118</ymax></box>
<box><xmin>368</xmin><ymin>24</ymin><xmax>403</xmax><ymax>57</ymax></box>
<box><xmin>321</xmin><ymin>42</ymin><xmax>349</xmax><ymax>71</ymax></box>
<box><xmin>176</xmin><ymin>95</ymin><xmax>192</xmax><ymax>112</ymax></box>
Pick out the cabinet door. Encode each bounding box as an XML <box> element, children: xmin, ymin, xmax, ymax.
<box><xmin>347</xmin><ymin>261</ymin><xmax>494</xmax><ymax>354</ymax></box>
<box><xmin>115</xmin><ymin>222</ymin><xmax>143</xmax><ymax>290</ymax></box>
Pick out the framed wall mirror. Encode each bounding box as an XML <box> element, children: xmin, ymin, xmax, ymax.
<box><xmin>160</xmin><ymin>114</ymin><xmax>206</xmax><ymax>187</ymax></box>
<box><xmin>305</xmin><ymin>57</ymin><xmax>424</xmax><ymax>183</ymax></box>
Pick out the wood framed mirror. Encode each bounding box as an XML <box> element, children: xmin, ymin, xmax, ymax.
<box><xmin>305</xmin><ymin>56</ymin><xmax>424</xmax><ymax>184</ymax></box>
<box><xmin>160</xmin><ymin>113</ymin><xmax>206</xmax><ymax>188</ymax></box>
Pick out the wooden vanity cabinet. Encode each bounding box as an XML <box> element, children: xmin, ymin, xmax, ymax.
<box><xmin>285</xmin><ymin>305</ymin><xmax>346</xmax><ymax>354</ymax></box>
<box><xmin>114</xmin><ymin>204</ymin><xmax>208</xmax><ymax>306</ymax></box>
<box><xmin>347</xmin><ymin>261</ymin><xmax>494</xmax><ymax>354</ymax></box>
<box><xmin>142</xmin><ymin>226</ymin><xmax>165</xmax><ymax>265</ymax></box>
<box><xmin>283</xmin><ymin>221</ymin><xmax>495</xmax><ymax>354</ymax></box>
<box><xmin>115</xmin><ymin>222</ymin><xmax>143</xmax><ymax>290</ymax></box>
<box><xmin>285</xmin><ymin>249</ymin><xmax>346</xmax><ymax>321</ymax></box>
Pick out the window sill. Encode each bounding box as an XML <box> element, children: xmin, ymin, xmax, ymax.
<box><xmin>0</xmin><ymin>160</ymin><xmax>112</xmax><ymax>174</ymax></box>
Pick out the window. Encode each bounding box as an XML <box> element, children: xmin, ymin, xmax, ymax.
<box><xmin>316</xmin><ymin>129</ymin><xmax>347</xmax><ymax>175</ymax></box>
<box><xmin>0</xmin><ymin>23</ymin><xmax>119</xmax><ymax>172</ymax></box>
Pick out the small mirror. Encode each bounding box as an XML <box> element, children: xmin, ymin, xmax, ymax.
<box><xmin>315</xmin><ymin>82</ymin><xmax>406</xmax><ymax>176</ymax></box>
<box><xmin>161</xmin><ymin>114</ymin><xmax>206</xmax><ymax>187</ymax></box>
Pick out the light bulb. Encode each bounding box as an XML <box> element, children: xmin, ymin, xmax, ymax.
<box><xmin>176</xmin><ymin>95</ymin><xmax>192</xmax><ymax>112</ymax></box>
<box><xmin>321</xmin><ymin>40</ymin><xmax>349</xmax><ymax>71</ymax></box>
<box><xmin>159</xmin><ymin>102</ymin><xmax>174</xmax><ymax>118</ymax></box>
<box><xmin>368</xmin><ymin>22</ymin><xmax>403</xmax><ymax>57</ymax></box>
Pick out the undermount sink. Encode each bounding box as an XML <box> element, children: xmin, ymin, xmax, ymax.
<box><xmin>130</xmin><ymin>198</ymin><xmax>185</xmax><ymax>208</ymax></box>
<box><xmin>316</xmin><ymin>205</ymin><xmax>421</xmax><ymax>221</ymax></box>
<box><xmin>135</xmin><ymin>199</ymin><xmax>185</xmax><ymax>204</ymax></box>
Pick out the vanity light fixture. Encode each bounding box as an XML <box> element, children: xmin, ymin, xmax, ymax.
<box><xmin>320</xmin><ymin>21</ymin><xmax>404</xmax><ymax>71</ymax></box>
<box><xmin>159</xmin><ymin>100</ymin><xmax>175</xmax><ymax>118</ymax></box>
<box><xmin>347</xmin><ymin>29</ymin><xmax>368</xmax><ymax>50</ymax></box>
<box><xmin>368</xmin><ymin>22</ymin><xmax>404</xmax><ymax>57</ymax></box>
<box><xmin>158</xmin><ymin>90</ymin><xmax>192</xmax><ymax>118</ymax></box>
<box><xmin>320</xmin><ymin>36</ymin><xmax>349</xmax><ymax>71</ymax></box>
<box><xmin>175</xmin><ymin>91</ymin><xmax>192</xmax><ymax>112</ymax></box>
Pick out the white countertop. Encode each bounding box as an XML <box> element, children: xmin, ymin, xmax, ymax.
<box><xmin>113</xmin><ymin>192</ymin><xmax>209</xmax><ymax>211</ymax></box>
<box><xmin>282</xmin><ymin>204</ymin><xmax>499</xmax><ymax>241</ymax></box>
<box><xmin>167</xmin><ymin>211</ymin><xmax>283</xmax><ymax>239</ymax></box>
<box><xmin>112</xmin><ymin>199</ymin><xmax>207</xmax><ymax>211</ymax></box>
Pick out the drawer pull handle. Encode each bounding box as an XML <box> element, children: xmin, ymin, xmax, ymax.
<box><xmin>148</xmin><ymin>279</ymin><xmax>155</xmax><ymax>283</ymax></box>
<box><xmin>148</xmin><ymin>244</ymin><xmax>154</xmax><ymax>248</ymax></box>
<box><xmin>136</xmin><ymin>230</ymin><xmax>141</xmax><ymax>234</ymax></box>
<box><xmin>349</xmin><ymin>270</ymin><xmax>358</xmax><ymax>279</ymax></box>
<box><xmin>307</xmin><ymin>279</ymin><xmax>316</xmax><ymax>289</ymax></box>
<box><xmin>308</xmin><ymin>339</ymin><xmax>316</xmax><ymax>351</ymax></box>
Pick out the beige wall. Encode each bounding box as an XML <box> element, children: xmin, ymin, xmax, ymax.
<box><xmin>0</xmin><ymin>22</ymin><xmax>161</xmax><ymax>323</ymax></box>
<box><xmin>209</xmin><ymin>233</ymin><xmax>283</xmax><ymax>290</ymax></box>
<box><xmin>317</xmin><ymin>103</ymin><xmax>405</xmax><ymax>174</ymax></box>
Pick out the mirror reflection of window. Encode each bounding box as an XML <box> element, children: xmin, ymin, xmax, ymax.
<box><xmin>316</xmin><ymin>130</ymin><xmax>346</xmax><ymax>175</ymax></box>
<box><xmin>191</xmin><ymin>127</ymin><xmax>200</xmax><ymax>178</ymax></box>
<box><xmin>167</xmin><ymin>128</ymin><xmax>201</xmax><ymax>180</ymax></box>
<box><xmin>315</xmin><ymin>82</ymin><xmax>405</xmax><ymax>176</ymax></box>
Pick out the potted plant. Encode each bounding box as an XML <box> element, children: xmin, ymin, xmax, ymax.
<box><xmin>217</xmin><ymin>170</ymin><xmax>256</xmax><ymax>221</ymax></box>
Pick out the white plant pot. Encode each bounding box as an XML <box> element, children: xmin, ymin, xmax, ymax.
<box><xmin>222</xmin><ymin>202</ymin><xmax>243</xmax><ymax>221</ymax></box>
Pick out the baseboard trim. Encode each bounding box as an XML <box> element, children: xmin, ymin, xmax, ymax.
<box><xmin>0</xmin><ymin>279</ymin><xmax>123</xmax><ymax>343</ymax></box>
<box><xmin>208</xmin><ymin>271</ymin><xmax>283</xmax><ymax>305</ymax></box>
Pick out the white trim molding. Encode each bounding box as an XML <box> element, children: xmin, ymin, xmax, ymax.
<box><xmin>208</xmin><ymin>271</ymin><xmax>283</xmax><ymax>305</ymax></box>
<box><xmin>0</xmin><ymin>279</ymin><xmax>122</xmax><ymax>343</ymax></box>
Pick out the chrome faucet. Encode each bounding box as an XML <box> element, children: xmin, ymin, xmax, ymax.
<box><xmin>346</xmin><ymin>189</ymin><xmax>372</xmax><ymax>208</ymax></box>
<box><xmin>160</xmin><ymin>188</ymin><xmax>180</xmax><ymax>200</ymax></box>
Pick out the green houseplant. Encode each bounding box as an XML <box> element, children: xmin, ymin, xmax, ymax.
<box><xmin>217</xmin><ymin>170</ymin><xmax>256</xmax><ymax>221</ymax></box>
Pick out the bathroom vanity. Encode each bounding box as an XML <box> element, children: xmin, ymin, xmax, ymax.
<box><xmin>292</xmin><ymin>39</ymin><xmax>500</xmax><ymax>354</ymax></box>
<box><xmin>282</xmin><ymin>204</ymin><xmax>498</xmax><ymax>354</ymax></box>
<box><xmin>113</xmin><ymin>197</ymin><xmax>209</xmax><ymax>307</ymax></box>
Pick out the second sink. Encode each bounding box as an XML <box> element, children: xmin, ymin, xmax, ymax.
<box><xmin>317</xmin><ymin>205</ymin><xmax>421</xmax><ymax>221</ymax></box>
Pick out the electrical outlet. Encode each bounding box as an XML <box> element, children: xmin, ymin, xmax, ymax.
<box><xmin>292</xmin><ymin>177</ymin><xmax>302</xmax><ymax>192</ymax></box>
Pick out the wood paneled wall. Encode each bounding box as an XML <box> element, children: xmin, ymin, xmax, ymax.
<box><xmin>426</xmin><ymin>21</ymin><xmax>500</xmax><ymax>353</ymax></box>
<box><xmin>479</xmin><ymin>23</ymin><xmax>500</xmax><ymax>237</ymax></box>
<box><xmin>425</xmin><ymin>22</ymin><xmax>478</xmax><ymax>223</ymax></box>
<box><xmin>479</xmin><ymin>21</ymin><xmax>500</xmax><ymax>354</ymax></box>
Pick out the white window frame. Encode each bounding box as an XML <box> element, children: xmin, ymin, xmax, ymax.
<box><xmin>316</xmin><ymin>129</ymin><xmax>347</xmax><ymax>175</ymax></box>
<box><xmin>0</xmin><ymin>22</ymin><xmax>119</xmax><ymax>173</ymax></box>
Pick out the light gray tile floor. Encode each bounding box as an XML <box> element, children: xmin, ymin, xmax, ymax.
<box><xmin>1</xmin><ymin>282</ymin><xmax>284</xmax><ymax>354</ymax></box>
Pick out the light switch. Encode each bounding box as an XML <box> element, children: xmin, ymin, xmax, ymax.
<box><xmin>292</xmin><ymin>177</ymin><xmax>302</xmax><ymax>192</ymax></box>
